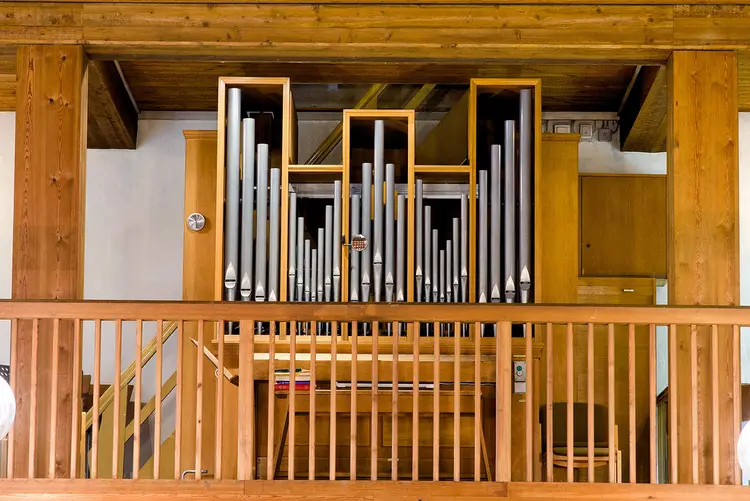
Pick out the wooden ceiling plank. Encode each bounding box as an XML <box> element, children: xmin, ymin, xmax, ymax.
<box><xmin>619</xmin><ymin>65</ymin><xmax>668</xmax><ymax>153</ymax></box>
<box><xmin>87</xmin><ymin>60</ymin><xmax>139</xmax><ymax>149</ymax></box>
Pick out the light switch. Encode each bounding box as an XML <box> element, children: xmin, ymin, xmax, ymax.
<box><xmin>514</xmin><ymin>360</ymin><xmax>527</xmax><ymax>394</ymax></box>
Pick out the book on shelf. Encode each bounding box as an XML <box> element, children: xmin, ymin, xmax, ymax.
<box><xmin>274</xmin><ymin>368</ymin><xmax>311</xmax><ymax>382</ymax></box>
<box><xmin>274</xmin><ymin>381</ymin><xmax>313</xmax><ymax>391</ymax></box>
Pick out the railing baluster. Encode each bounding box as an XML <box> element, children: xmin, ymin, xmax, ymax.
<box><xmin>289</xmin><ymin>321</ymin><xmax>296</xmax><ymax>480</ymax></box>
<box><xmin>474</xmin><ymin>321</ymin><xmax>481</xmax><ymax>482</ymax></box>
<box><xmin>668</xmin><ymin>324</ymin><xmax>677</xmax><ymax>484</ymax></box>
<box><xmin>711</xmin><ymin>324</ymin><xmax>719</xmax><ymax>485</ymax></box>
<box><xmin>154</xmin><ymin>320</ymin><xmax>163</xmax><ymax>480</ymax></box>
<box><xmin>412</xmin><ymin>321</ymin><xmax>420</xmax><ymax>481</ymax></box>
<box><xmin>267</xmin><ymin>322</ymin><xmax>276</xmax><ymax>480</ymax></box>
<box><xmin>526</xmin><ymin>322</ymin><xmax>533</xmax><ymax>482</ymax></box>
<box><xmin>112</xmin><ymin>320</ymin><xmax>122</xmax><ymax>479</ymax></box>
<box><xmin>309</xmin><ymin>321</ymin><xmax>316</xmax><ymax>480</ymax></box>
<box><xmin>608</xmin><ymin>323</ymin><xmax>615</xmax><ymax>483</ymax></box>
<box><xmin>371</xmin><ymin>320</ymin><xmax>379</xmax><ymax>481</ymax></box>
<box><xmin>392</xmin><ymin>320</ymin><xmax>399</xmax><ymax>481</ymax></box>
<box><xmin>351</xmin><ymin>321</ymin><xmax>358</xmax><ymax>480</ymax></box>
<box><xmin>497</xmin><ymin>321</ymin><xmax>511</xmax><ymax>483</ymax></box>
<box><xmin>134</xmin><ymin>319</ymin><xmax>143</xmax><ymax>480</ymax></box>
<box><xmin>566</xmin><ymin>322</ymin><xmax>573</xmax><ymax>483</ymax></box>
<box><xmin>453</xmin><ymin>321</ymin><xmax>460</xmax><ymax>482</ymax></box>
<box><xmin>330</xmin><ymin>321</ymin><xmax>338</xmax><ymax>481</ymax></box>
<box><xmin>649</xmin><ymin>323</ymin><xmax>656</xmax><ymax>484</ymax></box>
<box><xmin>546</xmin><ymin>322</ymin><xmax>553</xmax><ymax>483</ymax></box>
<box><xmin>70</xmin><ymin>320</ymin><xmax>82</xmax><ymax>479</ymax></box>
<box><xmin>433</xmin><ymin>321</ymin><xmax>439</xmax><ymax>481</ymax></box>
<box><xmin>91</xmin><ymin>319</ymin><xmax>100</xmax><ymax>480</ymax></box>
<box><xmin>587</xmin><ymin>322</ymin><xmax>594</xmax><ymax>483</ymax></box>
<box><xmin>7</xmin><ymin>319</ymin><xmax>17</xmax><ymax>479</ymax></box>
<box><xmin>690</xmin><ymin>323</ymin><xmax>698</xmax><ymax>485</ymax></box>
<box><xmin>48</xmin><ymin>318</ymin><xmax>60</xmax><ymax>479</ymax></box>
<box><xmin>628</xmin><ymin>322</ymin><xmax>635</xmax><ymax>483</ymax></box>
<box><xmin>238</xmin><ymin>320</ymin><xmax>255</xmax><ymax>481</ymax></box>
<box><xmin>733</xmin><ymin>324</ymin><xmax>741</xmax><ymax>485</ymax></box>
<box><xmin>174</xmin><ymin>320</ymin><xmax>184</xmax><ymax>480</ymax></box>
<box><xmin>214</xmin><ymin>320</ymin><xmax>223</xmax><ymax>480</ymax></box>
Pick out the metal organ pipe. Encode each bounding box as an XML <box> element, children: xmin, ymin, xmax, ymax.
<box><xmin>503</xmin><ymin>121</ymin><xmax>517</xmax><ymax>303</ymax></box>
<box><xmin>396</xmin><ymin>194</ymin><xmax>405</xmax><ymax>302</ymax></box>
<box><xmin>240</xmin><ymin>117</ymin><xmax>255</xmax><ymax>302</ymax></box>
<box><xmin>519</xmin><ymin>90</ymin><xmax>533</xmax><ymax>304</ymax></box>
<box><xmin>490</xmin><ymin>144</ymin><xmax>502</xmax><ymax>303</ymax></box>
<box><xmin>361</xmin><ymin>163</ymin><xmax>372</xmax><ymax>302</ymax></box>
<box><xmin>415</xmin><ymin>179</ymin><xmax>423</xmax><ymax>302</ymax></box>
<box><xmin>460</xmin><ymin>195</ymin><xmax>468</xmax><ymax>303</ymax></box>
<box><xmin>424</xmin><ymin>205</ymin><xmax>432</xmax><ymax>303</ymax></box>
<box><xmin>478</xmin><ymin>170</ymin><xmax>488</xmax><ymax>304</ymax></box>
<box><xmin>452</xmin><ymin>218</ymin><xmax>459</xmax><ymax>303</ymax></box>
<box><xmin>223</xmin><ymin>88</ymin><xmax>241</xmax><ymax>303</ymax></box>
<box><xmin>439</xmin><ymin>248</ymin><xmax>445</xmax><ymax>304</ymax></box>
<box><xmin>287</xmin><ymin>192</ymin><xmax>296</xmax><ymax>302</ymax></box>
<box><xmin>445</xmin><ymin>242</ymin><xmax>452</xmax><ymax>303</ymax></box>
<box><xmin>385</xmin><ymin>163</ymin><xmax>395</xmax><ymax>302</ymax></box>
<box><xmin>268</xmin><ymin>168</ymin><xmax>281</xmax><ymax>301</ymax></box>
<box><xmin>296</xmin><ymin>217</ymin><xmax>304</xmax><ymax>302</ymax></box>
<box><xmin>350</xmin><ymin>194</ymin><xmax>361</xmax><ymax>302</ymax></box>
<box><xmin>317</xmin><ymin>227</ymin><xmax>325</xmax><ymax>301</ymax></box>
<box><xmin>311</xmin><ymin>248</ymin><xmax>318</xmax><ymax>302</ymax></box>
<box><xmin>432</xmin><ymin>228</ymin><xmax>438</xmax><ymax>302</ymax></box>
<box><xmin>373</xmin><ymin>127</ymin><xmax>384</xmax><ymax>302</ymax></box>
<box><xmin>332</xmin><ymin>180</ymin><xmax>342</xmax><ymax>301</ymax></box>
<box><xmin>304</xmin><ymin>239</ymin><xmax>311</xmax><ymax>302</ymax></box>
<box><xmin>254</xmin><ymin>144</ymin><xmax>269</xmax><ymax>302</ymax></box>
<box><xmin>324</xmin><ymin>205</ymin><xmax>333</xmax><ymax>301</ymax></box>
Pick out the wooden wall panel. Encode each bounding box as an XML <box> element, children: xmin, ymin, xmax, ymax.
<box><xmin>11</xmin><ymin>45</ymin><xmax>87</xmax><ymax>478</ymax></box>
<box><xmin>667</xmin><ymin>51</ymin><xmax>739</xmax><ymax>484</ymax></box>
<box><xmin>580</xmin><ymin>175</ymin><xmax>667</xmax><ymax>278</ymax></box>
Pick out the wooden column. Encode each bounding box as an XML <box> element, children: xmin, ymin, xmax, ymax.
<box><xmin>12</xmin><ymin>45</ymin><xmax>88</xmax><ymax>478</ymax></box>
<box><xmin>667</xmin><ymin>51</ymin><xmax>739</xmax><ymax>484</ymax></box>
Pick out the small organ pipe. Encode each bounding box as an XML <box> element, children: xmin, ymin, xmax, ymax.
<box><xmin>317</xmin><ymin>227</ymin><xmax>325</xmax><ymax>301</ymax></box>
<box><xmin>432</xmin><ymin>229</ymin><xmax>438</xmax><ymax>302</ymax></box>
<box><xmin>267</xmin><ymin>167</ymin><xmax>280</xmax><ymax>301</ymax></box>
<box><xmin>452</xmin><ymin>218</ymin><xmax>459</xmax><ymax>303</ymax></box>
<box><xmin>439</xmin><ymin>249</ymin><xmax>445</xmax><ymax>303</ymax></box>
<box><xmin>424</xmin><ymin>206</ymin><xmax>432</xmax><ymax>302</ymax></box>
<box><xmin>224</xmin><ymin>88</ymin><xmax>242</xmax><ymax>302</ymax></box>
<box><xmin>240</xmin><ymin>117</ymin><xmax>255</xmax><ymax>301</ymax></box>
<box><xmin>254</xmin><ymin>144</ymin><xmax>269</xmax><ymax>302</ymax></box>
<box><xmin>332</xmin><ymin>180</ymin><xmax>342</xmax><ymax>301</ymax></box>
<box><xmin>396</xmin><ymin>194</ymin><xmax>405</xmax><ymax>302</ymax></box>
<box><xmin>384</xmin><ymin>163</ymin><xmax>395</xmax><ymax>302</ymax></box>
<box><xmin>304</xmin><ymin>239</ymin><xmax>311</xmax><ymax>302</ymax></box>
<box><xmin>478</xmin><ymin>170</ymin><xmax>488</xmax><ymax>303</ymax></box>
<box><xmin>311</xmin><ymin>248</ymin><xmax>318</xmax><ymax>302</ymax></box>
<box><xmin>415</xmin><ymin>180</ymin><xmax>424</xmax><ymax>302</ymax></box>
<box><xmin>445</xmin><ymin>242</ymin><xmax>452</xmax><ymax>303</ymax></box>
<box><xmin>373</xmin><ymin>140</ymin><xmax>384</xmax><ymax>303</ymax></box>
<box><xmin>519</xmin><ymin>90</ymin><xmax>533</xmax><ymax>304</ymax></box>
<box><xmin>287</xmin><ymin>192</ymin><xmax>296</xmax><ymax>301</ymax></box>
<box><xmin>361</xmin><ymin>163</ymin><xmax>372</xmax><ymax>302</ymax></box>
<box><xmin>324</xmin><ymin>205</ymin><xmax>333</xmax><ymax>301</ymax></box>
<box><xmin>460</xmin><ymin>195</ymin><xmax>468</xmax><ymax>303</ymax></box>
<box><xmin>490</xmin><ymin>145</ymin><xmax>502</xmax><ymax>303</ymax></box>
<box><xmin>503</xmin><ymin>121</ymin><xmax>517</xmax><ymax>303</ymax></box>
<box><xmin>296</xmin><ymin>217</ymin><xmax>304</xmax><ymax>302</ymax></box>
<box><xmin>350</xmin><ymin>194</ymin><xmax>361</xmax><ymax>302</ymax></box>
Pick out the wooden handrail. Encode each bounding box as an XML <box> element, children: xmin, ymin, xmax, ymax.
<box><xmin>2</xmin><ymin>301</ymin><xmax>750</xmax><ymax>325</ymax></box>
<box><xmin>83</xmin><ymin>320</ymin><xmax>178</xmax><ymax>430</ymax></box>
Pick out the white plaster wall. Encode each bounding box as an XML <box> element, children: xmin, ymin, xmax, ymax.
<box><xmin>0</xmin><ymin>113</ymin><xmax>14</xmax><ymax>367</ymax></box>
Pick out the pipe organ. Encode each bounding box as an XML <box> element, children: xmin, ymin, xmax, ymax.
<box><xmin>214</xmin><ymin>78</ymin><xmax>541</xmax><ymax>335</ymax></box>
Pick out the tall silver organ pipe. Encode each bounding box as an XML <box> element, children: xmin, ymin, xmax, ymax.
<box><xmin>311</xmin><ymin>248</ymin><xmax>318</xmax><ymax>302</ymax></box>
<box><xmin>503</xmin><ymin>121</ymin><xmax>517</xmax><ymax>303</ymax></box>
<box><xmin>296</xmin><ymin>217</ymin><xmax>304</xmax><ymax>301</ymax></box>
<box><xmin>478</xmin><ymin>170</ymin><xmax>488</xmax><ymax>303</ymax></box>
<box><xmin>490</xmin><ymin>144</ymin><xmax>502</xmax><ymax>303</ymax></box>
<box><xmin>332</xmin><ymin>180</ymin><xmax>342</xmax><ymax>301</ymax></box>
<box><xmin>324</xmin><ymin>205</ymin><xmax>333</xmax><ymax>301</ymax></box>
<box><xmin>424</xmin><ymin>205</ymin><xmax>432</xmax><ymax>302</ymax></box>
<box><xmin>254</xmin><ymin>144</ymin><xmax>269</xmax><ymax>302</ymax></box>
<box><xmin>361</xmin><ymin>163</ymin><xmax>372</xmax><ymax>302</ymax></box>
<box><xmin>350</xmin><ymin>194</ymin><xmax>361</xmax><ymax>302</ymax></box>
<box><xmin>445</xmin><ymin>242</ymin><xmax>452</xmax><ymax>303</ymax></box>
<box><xmin>317</xmin><ymin>227</ymin><xmax>325</xmax><ymax>301</ymax></box>
<box><xmin>384</xmin><ymin>163</ymin><xmax>395</xmax><ymax>302</ymax></box>
<box><xmin>439</xmin><ymin>249</ymin><xmax>445</xmax><ymax>303</ymax></box>
<box><xmin>452</xmin><ymin>218</ymin><xmax>459</xmax><ymax>303</ymax></box>
<box><xmin>373</xmin><ymin>133</ymin><xmax>384</xmax><ymax>302</ymax></box>
<box><xmin>396</xmin><ymin>194</ymin><xmax>405</xmax><ymax>302</ymax></box>
<box><xmin>304</xmin><ymin>239</ymin><xmax>311</xmax><ymax>302</ymax></box>
<box><xmin>519</xmin><ymin>90</ymin><xmax>533</xmax><ymax>304</ymax></box>
<box><xmin>267</xmin><ymin>167</ymin><xmax>280</xmax><ymax>301</ymax></box>
<box><xmin>287</xmin><ymin>192</ymin><xmax>296</xmax><ymax>301</ymax></box>
<box><xmin>223</xmin><ymin>88</ymin><xmax>241</xmax><ymax>302</ymax></box>
<box><xmin>415</xmin><ymin>180</ymin><xmax>424</xmax><ymax>302</ymax></box>
<box><xmin>431</xmin><ymin>228</ymin><xmax>438</xmax><ymax>302</ymax></box>
<box><xmin>460</xmin><ymin>195</ymin><xmax>468</xmax><ymax>302</ymax></box>
<box><xmin>240</xmin><ymin>117</ymin><xmax>255</xmax><ymax>301</ymax></box>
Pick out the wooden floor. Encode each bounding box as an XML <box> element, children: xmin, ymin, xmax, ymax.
<box><xmin>0</xmin><ymin>480</ymin><xmax>746</xmax><ymax>501</ymax></box>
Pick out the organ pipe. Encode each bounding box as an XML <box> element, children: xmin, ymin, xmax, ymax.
<box><xmin>445</xmin><ymin>242</ymin><xmax>452</xmax><ymax>303</ymax></box>
<box><xmin>350</xmin><ymin>194</ymin><xmax>361</xmax><ymax>302</ymax></box>
<box><xmin>240</xmin><ymin>118</ymin><xmax>255</xmax><ymax>302</ymax></box>
<box><xmin>452</xmin><ymin>218</ymin><xmax>459</xmax><ymax>303</ymax></box>
<box><xmin>490</xmin><ymin>144</ymin><xmax>502</xmax><ymax>303</ymax></box>
<box><xmin>287</xmin><ymin>192</ymin><xmax>296</xmax><ymax>302</ymax></box>
<box><xmin>415</xmin><ymin>180</ymin><xmax>423</xmax><ymax>302</ymax></box>
<box><xmin>373</xmin><ymin>127</ymin><xmax>384</xmax><ymax>302</ymax></box>
<box><xmin>317</xmin><ymin>227</ymin><xmax>325</xmax><ymax>301</ymax></box>
<box><xmin>361</xmin><ymin>163</ymin><xmax>372</xmax><ymax>302</ymax></box>
<box><xmin>396</xmin><ymin>194</ymin><xmax>405</xmax><ymax>302</ymax></box>
<box><xmin>332</xmin><ymin>180</ymin><xmax>342</xmax><ymax>301</ymax></box>
<box><xmin>324</xmin><ymin>205</ymin><xmax>333</xmax><ymax>301</ymax></box>
<box><xmin>304</xmin><ymin>239</ymin><xmax>311</xmax><ymax>302</ymax></box>
<box><xmin>311</xmin><ymin>248</ymin><xmax>318</xmax><ymax>302</ymax></box>
<box><xmin>385</xmin><ymin>163</ymin><xmax>395</xmax><ymax>302</ymax></box>
<box><xmin>478</xmin><ymin>170</ymin><xmax>488</xmax><ymax>303</ymax></box>
<box><xmin>268</xmin><ymin>167</ymin><xmax>280</xmax><ymax>302</ymax></box>
<box><xmin>460</xmin><ymin>195</ymin><xmax>468</xmax><ymax>303</ymax></box>
<box><xmin>432</xmin><ymin>228</ymin><xmax>438</xmax><ymax>302</ymax></box>
<box><xmin>223</xmin><ymin>88</ymin><xmax>241</xmax><ymax>303</ymax></box>
<box><xmin>519</xmin><ymin>89</ymin><xmax>533</xmax><ymax>304</ymax></box>
<box><xmin>296</xmin><ymin>217</ymin><xmax>304</xmax><ymax>302</ymax></box>
<box><xmin>254</xmin><ymin>144</ymin><xmax>269</xmax><ymax>302</ymax></box>
<box><xmin>424</xmin><ymin>205</ymin><xmax>432</xmax><ymax>302</ymax></box>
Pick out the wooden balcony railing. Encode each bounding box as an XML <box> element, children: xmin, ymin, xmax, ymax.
<box><xmin>0</xmin><ymin>301</ymin><xmax>745</xmax><ymax>485</ymax></box>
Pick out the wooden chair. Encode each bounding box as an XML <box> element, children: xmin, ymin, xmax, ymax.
<box><xmin>539</xmin><ymin>402</ymin><xmax>622</xmax><ymax>482</ymax></box>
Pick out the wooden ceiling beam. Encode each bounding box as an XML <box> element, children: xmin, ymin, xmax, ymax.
<box><xmin>619</xmin><ymin>65</ymin><xmax>667</xmax><ymax>153</ymax></box>
<box><xmin>87</xmin><ymin>60</ymin><xmax>139</xmax><ymax>149</ymax></box>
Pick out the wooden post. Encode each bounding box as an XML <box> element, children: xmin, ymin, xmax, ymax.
<box><xmin>667</xmin><ymin>50</ymin><xmax>739</xmax><ymax>485</ymax></box>
<box><xmin>11</xmin><ymin>45</ymin><xmax>87</xmax><ymax>478</ymax></box>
